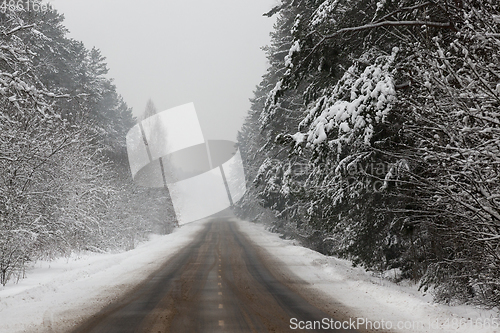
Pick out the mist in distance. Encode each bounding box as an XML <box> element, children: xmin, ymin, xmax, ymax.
<box><xmin>50</xmin><ymin>0</ymin><xmax>277</xmax><ymax>140</ymax></box>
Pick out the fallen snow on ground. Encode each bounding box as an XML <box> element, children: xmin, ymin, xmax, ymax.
<box><xmin>1</xmin><ymin>217</ymin><xmax>498</xmax><ymax>333</ymax></box>
<box><xmin>236</xmin><ymin>219</ymin><xmax>499</xmax><ymax>333</ymax></box>
<box><xmin>0</xmin><ymin>220</ymin><xmax>208</xmax><ymax>333</ymax></box>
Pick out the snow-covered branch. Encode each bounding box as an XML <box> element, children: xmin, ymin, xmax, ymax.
<box><xmin>5</xmin><ymin>24</ymin><xmax>36</xmax><ymax>35</ymax></box>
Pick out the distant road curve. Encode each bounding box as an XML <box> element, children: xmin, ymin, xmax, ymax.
<box><xmin>72</xmin><ymin>219</ymin><xmax>361</xmax><ymax>333</ymax></box>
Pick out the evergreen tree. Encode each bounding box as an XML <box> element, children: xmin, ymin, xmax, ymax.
<box><xmin>238</xmin><ymin>0</ymin><xmax>500</xmax><ymax>306</ymax></box>
<box><xmin>142</xmin><ymin>98</ymin><xmax>158</xmax><ymax>120</ymax></box>
<box><xmin>0</xmin><ymin>5</ymin><xmax>175</xmax><ymax>285</ymax></box>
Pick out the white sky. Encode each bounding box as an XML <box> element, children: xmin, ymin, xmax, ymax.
<box><xmin>49</xmin><ymin>0</ymin><xmax>277</xmax><ymax>141</ymax></box>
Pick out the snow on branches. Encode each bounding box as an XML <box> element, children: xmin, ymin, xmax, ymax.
<box><xmin>294</xmin><ymin>47</ymin><xmax>398</xmax><ymax>154</ymax></box>
<box><xmin>241</xmin><ymin>0</ymin><xmax>500</xmax><ymax>307</ymax></box>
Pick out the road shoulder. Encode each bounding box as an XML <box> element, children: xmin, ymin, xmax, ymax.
<box><xmin>234</xmin><ymin>218</ymin><xmax>499</xmax><ymax>333</ymax></box>
<box><xmin>0</xmin><ymin>220</ymin><xmax>209</xmax><ymax>333</ymax></box>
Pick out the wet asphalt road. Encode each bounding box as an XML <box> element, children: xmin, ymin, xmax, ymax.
<box><xmin>72</xmin><ymin>219</ymin><xmax>360</xmax><ymax>333</ymax></box>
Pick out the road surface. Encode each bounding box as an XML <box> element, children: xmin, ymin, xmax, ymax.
<box><xmin>72</xmin><ymin>219</ymin><xmax>360</xmax><ymax>332</ymax></box>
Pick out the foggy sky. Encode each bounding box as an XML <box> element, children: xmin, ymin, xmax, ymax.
<box><xmin>50</xmin><ymin>0</ymin><xmax>277</xmax><ymax>141</ymax></box>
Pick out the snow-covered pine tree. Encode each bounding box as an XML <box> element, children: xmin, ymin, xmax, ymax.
<box><xmin>0</xmin><ymin>6</ymin><xmax>174</xmax><ymax>285</ymax></box>
<box><xmin>240</xmin><ymin>0</ymin><xmax>500</xmax><ymax>306</ymax></box>
<box><xmin>237</xmin><ymin>1</ymin><xmax>319</xmax><ymax>239</ymax></box>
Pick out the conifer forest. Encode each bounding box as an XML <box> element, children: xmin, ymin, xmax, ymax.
<box><xmin>0</xmin><ymin>7</ymin><xmax>175</xmax><ymax>286</ymax></box>
<box><xmin>1</xmin><ymin>0</ymin><xmax>500</xmax><ymax>311</ymax></box>
<box><xmin>237</xmin><ymin>0</ymin><xmax>500</xmax><ymax>308</ymax></box>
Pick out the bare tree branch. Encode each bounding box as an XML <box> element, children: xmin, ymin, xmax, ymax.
<box><xmin>373</xmin><ymin>2</ymin><xmax>433</xmax><ymax>23</ymax></box>
<box><xmin>323</xmin><ymin>20</ymin><xmax>453</xmax><ymax>40</ymax></box>
<box><xmin>5</xmin><ymin>24</ymin><xmax>36</xmax><ymax>36</ymax></box>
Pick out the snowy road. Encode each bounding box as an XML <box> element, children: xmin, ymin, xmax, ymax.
<box><xmin>71</xmin><ymin>219</ymin><xmax>357</xmax><ymax>333</ymax></box>
<box><xmin>2</xmin><ymin>217</ymin><xmax>497</xmax><ymax>333</ymax></box>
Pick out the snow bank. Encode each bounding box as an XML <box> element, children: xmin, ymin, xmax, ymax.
<box><xmin>0</xmin><ymin>220</ymin><xmax>208</xmax><ymax>333</ymax></box>
<box><xmin>236</xmin><ymin>219</ymin><xmax>499</xmax><ymax>333</ymax></box>
<box><xmin>1</xmin><ymin>217</ymin><xmax>498</xmax><ymax>333</ymax></box>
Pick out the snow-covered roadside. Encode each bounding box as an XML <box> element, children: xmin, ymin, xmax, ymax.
<box><xmin>0</xmin><ymin>220</ymin><xmax>208</xmax><ymax>333</ymax></box>
<box><xmin>1</xmin><ymin>217</ymin><xmax>498</xmax><ymax>333</ymax></box>
<box><xmin>236</xmin><ymin>218</ymin><xmax>499</xmax><ymax>333</ymax></box>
